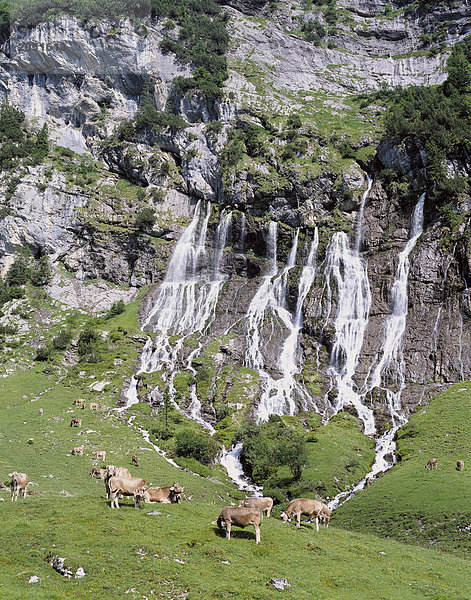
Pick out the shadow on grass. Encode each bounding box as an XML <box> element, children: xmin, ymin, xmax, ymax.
<box><xmin>213</xmin><ymin>526</ymin><xmax>258</xmax><ymax>541</ymax></box>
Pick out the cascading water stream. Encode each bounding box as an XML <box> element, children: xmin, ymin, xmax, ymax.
<box><xmin>330</xmin><ymin>193</ymin><xmax>426</xmax><ymax>509</ymax></box>
<box><xmin>243</xmin><ymin>224</ymin><xmax>320</xmax><ymax>420</ymax></box>
<box><xmin>120</xmin><ymin>202</ymin><xmax>231</xmax><ymax>417</ymax></box>
<box><xmin>367</xmin><ymin>193</ymin><xmax>426</xmax><ymax>417</ymax></box>
<box><xmin>323</xmin><ymin>232</ymin><xmax>374</xmax><ymax>432</ymax></box>
<box><xmin>354</xmin><ymin>175</ymin><xmax>372</xmax><ymax>254</ymax></box>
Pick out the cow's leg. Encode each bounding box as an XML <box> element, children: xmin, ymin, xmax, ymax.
<box><xmin>266</xmin><ymin>508</ymin><xmax>271</xmax><ymax>518</ymax></box>
<box><xmin>226</xmin><ymin>523</ymin><xmax>231</xmax><ymax>540</ymax></box>
<box><xmin>254</xmin><ymin>524</ymin><xmax>261</xmax><ymax>544</ymax></box>
<box><xmin>315</xmin><ymin>516</ymin><xmax>319</xmax><ymax>533</ymax></box>
<box><xmin>296</xmin><ymin>513</ymin><xmax>301</xmax><ymax>528</ymax></box>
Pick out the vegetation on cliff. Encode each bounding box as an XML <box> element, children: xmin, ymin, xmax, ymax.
<box><xmin>382</xmin><ymin>36</ymin><xmax>471</xmax><ymax>207</ymax></box>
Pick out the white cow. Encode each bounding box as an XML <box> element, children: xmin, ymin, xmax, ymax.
<box><xmin>9</xmin><ymin>471</ymin><xmax>30</xmax><ymax>501</ymax></box>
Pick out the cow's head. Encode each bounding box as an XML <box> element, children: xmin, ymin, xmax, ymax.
<box><xmin>280</xmin><ymin>511</ymin><xmax>289</xmax><ymax>523</ymax></box>
<box><xmin>170</xmin><ymin>483</ymin><xmax>184</xmax><ymax>502</ymax></box>
<box><xmin>133</xmin><ymin>486</ymin><xmax>147</xmax><ymax>507</ymax></box>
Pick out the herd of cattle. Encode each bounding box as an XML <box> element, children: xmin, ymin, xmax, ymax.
<box><xmin>7</xmin><ymin>463</ymin><xmax>331</xmax><ymax>544</ymax></box>
<box><xmin>5</xmin><ymin>401</ymin><xmax>466</xmax><ymax>545</ymax></box>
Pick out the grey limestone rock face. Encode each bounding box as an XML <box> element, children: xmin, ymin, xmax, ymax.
<box><xmin>0</xmin><ymin>4</ymin><xmax>470</xmax><ymax>423</ymax></box>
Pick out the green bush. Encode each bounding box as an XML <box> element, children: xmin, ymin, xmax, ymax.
<box><xmin>30</xmin><ymin>256</ymin><xmax>52</xmax><ymax>287</ymax></box>
<box><xmin>134</xmin><ymin>207</ymin><xmax>156</xmax><ymax>231</ymax></box>
<box><xmin>5</xmin><ymin>253</ymin><xmax>32</xmax><ymax>287</ymax></box>
<box><xmin>52</xmin><ymin>329</ymin><xmax>73</xmax><ymax>350</ymax></box>
<box><xmin>35</xmin><ymin>344</ymin><xmax>54</xmax><ymax>361</ymax></box>
<box><xmin>153</xmin><ymin>0</ymin><xmax>229</xmax><ymax>99</ymax></box>
<box><xmin>77</xmin><ymin>325</ymin><xmax>101</xmax><ymax>362</ymax></box>
<box><xmin>174</xmin><ymin>429</ymin><xmax>220</xmax><ymax>465</ymax></box>
<box><xmin>10</xmin><ymin>0</ymin><xmax>150</xmax><ymax>26</ymax></box>
<box><xmin>0</xmin><ymin>102</ymin><xmax>50</xmax><ymax>169</ymax></box>
<box><xmin>104</xmin><ymin>299</ymin><xmax>126</xmax><ymax>319</ymax></box>
<box><xmin>380</xmin><ymin>35</ymin><xmax>471</xmax><ymax>205</ymax></box>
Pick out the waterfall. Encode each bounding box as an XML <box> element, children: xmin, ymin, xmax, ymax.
<box><xmin>323</xmin><ymin>232</ymin><xmax>374</xmax><ymax>432</ymax></box>
<box><xmin>243</xmin><ymin>225</ymin><xmax>319</xmax><ymax>420</ymax></box>
<box><xmin>367</xmin><ymin>193</ymin><xmax>425</xmax><ymax>419</ymax></box>
<box><xmin>354</xmin><ymin>175</ymin><xmax>372</xmax><ymax>254</ymax></box>
<box><xmin>121</xmin><ymin>202</ymin><xmax>231</xmax><ymax>413</ymax></box>
<box><xmin>330</xmin><ymin>193</ymin><xmax>426</xmax><ymax>510</ymax></box>
<box><xmin>219</xmin><ymin>443</ymin><xmax>262</xmax><ymax>495</ymax></box>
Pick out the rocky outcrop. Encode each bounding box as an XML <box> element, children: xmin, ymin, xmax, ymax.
<box><xmin>0</xmin><ymin>3</ymin><xmax>471</xmax><ymax>429</ymax></box>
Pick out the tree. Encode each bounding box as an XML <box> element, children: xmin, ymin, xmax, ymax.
<box><xmin>134</xmin><ymin>207</ymin><xmax>156</xmax><ymax>231</ymax></box>
<box><xmin>274</xmin><ymin>432</ymin><xmax>308</xmax><ymax>480</ymax></box>
<box><xmin>6</xmin><ymin>252</ymin><xmax>32</xmax><ymax>286</ymax></box>
<box><xmin>31</xmin><ymin>255</ymin><xmax>52</xmax><ymax>286</ymax></box>
<box><xmin>105</xmin><ymin>299</ymin><xmax>126</xmax><ymax>319</ymax></box>
<box><xmin>445</xmin><ymin>47</ymin><xmax>471</xmax><ymax>95</ymax></box>
<box><xmin>174</xmin><ymin>429</ymin><xmax>220</xmax><ymax>465</ymax></box>
<box><xmin>35</xmin><ymin>123</ymin><xmax>49</xmax><ymax>160</ymax></box>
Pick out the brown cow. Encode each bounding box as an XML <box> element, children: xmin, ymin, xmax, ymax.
<box><xmin>141</xmin><ymin>483</ymin><xmax>185</xmax><ymax>504</ymax></box>
<box><xmin>38</xmin><ymin>408</ymin><xmax>43</xmax><ymax>417</ymax></box>
<box><xmin>89</xmin><ymin>468</ymin><xmax>107</xmax><ymax>479</ymax></box>
<box><xmin>9</xmin><ymin>471</ymin><xmax>30</xmax><ymax>501</ymax></box>
<box><xmin>425</xmin><ymin>458</ymin><xmax>438</xmax><ymax>470</ymax></box>
<box><xmin>238</xmin><ymin>497</ymin><xmax>273</xmax><ymax>517</ymax></box>
<box><xmin>104</xmin><ymin>466</ymin><xmax>132</xmax><ymax>498</ymax></box>
<box><xmin>73</xmin><ymin>398</ymin><xmax>86</xmax><ymax>409</ymax></box>
<box><xmin>92</xmin><ymin>450</ymin><xmax>106</xmax><ymax>462</ymax></box>
<box><xmin>319</xmin><ymin>503</ymin><xmax>331</xmax><ymax>527</ymax></box>
<box><xmin>457</xmin><ymin>460</ymin><xmax>465</xmax><ymax>471</ymax></box>
<box><xmin>89</xmin><ymin>402</ymin><xmax>101</xmax><ymax>410</ymax></box>
<box><xmin>109</xmin><ymin>476</ymin><xmax>146</xmax><ymax>509</ymax></box>
<box><xmin>70</xmin><ymin>417</ymin><xmax>82</xmax><ymax>428</ymax></box>
<box><xmin>71</xmin><ymin>446</ymin><xmax>84</xmax><ymax>456</ymax></box>
<box><xmin>281</xmin><ymin>498</ymin><xmax>324</xmax><ymax>531</ymax></box>
<box><xmin>131</xmin><ymin>454</ymin><xmax>140</xmax><ymax>467</ymax></box>
<box><xmin>215</xmin><ymin>507</ymin><xmax>262</xmax><ymax>544</ymax></box>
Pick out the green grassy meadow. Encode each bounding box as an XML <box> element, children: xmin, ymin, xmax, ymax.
<box><xmin>1</xmin><ymin>367</ymin><xmax>471</xmax><ymax>599</ymax></box>
<box><xmin>335</xmin><ymin>383</ymin><xmax>471</xmax><ymax>557</ymax></box>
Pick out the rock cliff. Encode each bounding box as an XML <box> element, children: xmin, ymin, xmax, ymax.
<box><xmin>0</xmin><ymin>1</ymin><xmax>470</xmax><ymax>434</ymax></box>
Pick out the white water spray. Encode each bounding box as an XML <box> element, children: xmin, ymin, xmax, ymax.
<box><xmin>219</xmin><ymin>443</ymin><xmax>262</xmax><ymax>495</ymax></box>
<box><xmin>243</xmin><ymin>225</ymin><xmax>320</xmax><ymax>420</ymax></box>
<box><xmin>323</xmin><ymin>232</ymin><xmax>374</xmax><ymax>432</ymax></box>
<box><xmin>121</xmin><ymin>202</ymin><xmax>231</xmax><ymax>417</ymax></box>
<box><xmin>330</xmin><ymin>193</ymin><xmax>426</xmax><ymax>509</ymax></box>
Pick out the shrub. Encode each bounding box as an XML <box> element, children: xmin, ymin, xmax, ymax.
<box><xmin>134</xmin><ymin>207</ymin><xmax>156</xmax><ymax>231</ymax></box>
<box><xmin>31</xmin><ymin>255</ymin><xmax>52</xmax><ymax>287</ymax></box>
<box><xmin>10</xmin><ymin>0</ymin><xmax>151</xmax><ymax>26</ymax></box>
<box><xmin>174</xmin><ymin>429</ymin><xmax>220</xmax><ymax>465</ymax></box>
<box><xmin>105</xmin><ymin>299</ymin><xmax>126</xmax><ymax>319</ymax></box>
<box><xmin>77</xmin><ymin>325</ymin><xmax>101</xmax><ymax>361</ymax></box>
<box><xmin>52</xmin><ymin>329</ymin><xmax>73</xmax><ymax>350</ymax></box>
<box><xmin>35</xmin><ymin>344</ymin><xmax>54</xmax><ymax>361</ymax></box>
<box><xmin>6</xmin><ymin>253</ymin><xmax>32</xmax><ymax>286</ymax></box>
<box><xmin>153</xmin><ymin>0</ymin><xmax>229</xmax><ymax>99</ymax></box>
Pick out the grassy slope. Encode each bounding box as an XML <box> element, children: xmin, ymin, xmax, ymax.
<box><xmin>1</xmin><ymin>370</ymin><xmax>470</xmax><ymax>599</ymax></box>
<box><xmin>334</xmin><ymin>383</ymin><xmax>471</xmax><ymax>557</ymax></box>
<box><xmin>266</xmin><ymin>413</ymin><xmax>376</xmax><ymax>501</ymax></box>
